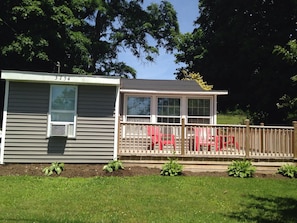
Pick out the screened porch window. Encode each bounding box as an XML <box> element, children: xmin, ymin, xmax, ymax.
<box><xmin>126</xmin><ymin>96</ymin><xmax>151</xmax><ymax>122</ymax></box>
<box><xmin>188</xmin><ymin>98</ymin><xmax>211</xmax><ymax>124</ymax></box>
<box><xmin>48</xmin><ymin>85</ymin><xmax>77</xmax><ymax>137</ymax></box>
<box><xmin>157</xmin><ymin>98</ymin><xmax>180</xmax><ymax>123</ymax></box>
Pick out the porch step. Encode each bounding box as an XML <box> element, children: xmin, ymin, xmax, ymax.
<box><xmin>122</xmin><ymin>160</ymin><xmax>294</xmax><ymax>174</ymax></box>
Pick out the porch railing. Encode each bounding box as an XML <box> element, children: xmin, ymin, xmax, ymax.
<box><xmin>118</xmin><ymin>119</ymin><xmax>297</xmax><ymax>160</ymax></box>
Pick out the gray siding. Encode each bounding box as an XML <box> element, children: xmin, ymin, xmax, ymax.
<box><xmin>75</xmin><ymin>85</ymin><xmax>117</xmax><ymax>162</ymax></box>
<box><xmin>4</xmin><ymin>82</ymin><xmax>50</xmax><ymax>162</ymax></box>
<box><xmin>4</xmin><ymin>82</ymin><xmax>117</xmax><ymax>163</ymax></box>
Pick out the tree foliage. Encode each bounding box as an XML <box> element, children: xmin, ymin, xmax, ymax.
<box><xmin>175</xmin><ymin>0</ymin><xmax>297</xmax><ymax>124</ymax></box>
<box><xmin>182</xmin><ymin>71</ymin><xmax>213</xmax><ymax>90</ymax></box>
<box><xmin>0</xmin><ymin>0</ymin><xmax>179</xmax><ymax>78</ymax></box>
<box><xmin>273</xmin><ymin>40</ymin><xmax>297</xmax><ymax>121</ymax></box>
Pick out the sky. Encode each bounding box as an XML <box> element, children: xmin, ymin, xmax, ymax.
<box><xmin>118</xmin><ymin>0</ymin><xmax>199</xmax><ymax>80</ymax></box>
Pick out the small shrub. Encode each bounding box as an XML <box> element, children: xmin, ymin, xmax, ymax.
<box><xmin>103</xmin><ymin>160</ymin><xmax>124</xmax><ymax>173</ymax></box>
<box><xmin>160</xmin><ymin>157</ymin><xmax>183</xmax><ymax>176</ymax></box>
<box><xmin>227</xmin><ymin>160</ymin><xmax>256</xmax><ymax>178</ymax></box>
<box><xmin>277</xmin><ymin>164</ymin><xmax>297</xmax><ymax>178</ymax></box>
<box><xmin>42</xmin><ymin>162</ymin><xmax>64</xmax><ymax>176</ymax></box>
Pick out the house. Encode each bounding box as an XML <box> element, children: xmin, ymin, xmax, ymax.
<box><xmin>0</xmin><ymin>70</ymin><xmax>227</xmax><ymax>164</ymax></box>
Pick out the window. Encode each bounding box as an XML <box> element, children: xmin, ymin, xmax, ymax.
<box><xmin>126</xmin><ymin>96</ymin><xmax>151</xmax><ymax>122</ymax></box>
<box><xmin>188</xmin><ymin>98</ymin><xmax>211</xmax><ymax>124</ymax></box>
<box><xmin>157</xmin><ymin>98</ymin><xmax>180</xmax><ymax>123</ymax></box>
<box><xmin>123</xmin><ymin>96</ymin><xmax>214</xmax><ymax>125</ymax></box>
<box><xmin>48</xmin><ymin>85</ymin><xmax>77</xmax><ymax>137</ymax></box>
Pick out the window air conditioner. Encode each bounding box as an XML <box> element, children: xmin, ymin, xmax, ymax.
<box><xmin>50</xmin><ymin>124</ymin><xmax>68</xmax><ymax>137</ymax></box>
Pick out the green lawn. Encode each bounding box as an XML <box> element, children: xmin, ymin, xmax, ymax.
<box><xmin>217</xmin><ymin>111</ymin><xmax>247</xmax><ymax>125</ymax></box>
<box><xmin>217</xmin><ymin>114</ymin><xmax>247</xmax><ymax>124</ymax></box>
<box><xmin>1</xmin><ymin>175</ymin><xmax>296</xmax><ymax>223</ymax></box>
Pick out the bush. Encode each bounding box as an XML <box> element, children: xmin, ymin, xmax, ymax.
<box><xmin>42</xmin><ymin>162</ymin><xmax>64</xmax><ymax>176</ymax></box>
<box><xmin>277</xmin><ymin>164</ymin><xmax>297</xmax><ymax>178</ymax></box>
<box><xmin>160</xmin><ymin>157</ymin><xmax>183</xmax><ymax>176</ymax></box>
<box><xmin>103</xmin><ymin>160</ymin><xmax>124</xmax><ymax>173</ymax></box>
<box><xmin>227</xmin><ymin>160</ymin><xmax>256</xmax><ymax>178</ymax></box>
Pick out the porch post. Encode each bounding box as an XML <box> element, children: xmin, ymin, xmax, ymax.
<box><xmin>245</xmin><ymin>119</ymin><xmax>250</xmax><ymax>158</ymax></box>
<box><xmin>293</xmin><ymin>121</ymin><xmax>297</xmax><ymax>159</ymax></box>
<box><xmin>260</xmin><ymin>122</ymin><xmax>264</xmax><ymax>153</ymax></box>
<box><xmin>181</xmin><ymin>118</ymin><xmax>185</xmax><ymax>155</ymax></box>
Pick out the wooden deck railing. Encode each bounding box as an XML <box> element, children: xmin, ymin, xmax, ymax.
<box><xmin>118</xmin><ymin>119</ymin><xmax>297</xmax><ymax>160</ymax></box>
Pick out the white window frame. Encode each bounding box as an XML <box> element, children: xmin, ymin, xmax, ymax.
<box><xmin>124</xmin><ymin>95</ymin><xmax>152</xmax><ymax>123</ymax></box>
<box><xmin>123</xmin><ymin>94</ymin><xmax>214</xmax><ymax>125</ymax></box>
<box><xmin>186</xmin><ymin>97</ymin><xmax>213</xmax><ymax>124</ymax></box>
<box><xmin>47</xmin><ymin>85</ymin><xmax>78</xmax><ymax>138</ymax></box>
<box><xmin>122</xmin><ymin>95</ymin><xmax>151</xmax><ymax>137</ymax></box>
<box><xmin>156</xmin><ymin>97</ymin><xmax>181</xmax><ymax>124</ymax></box>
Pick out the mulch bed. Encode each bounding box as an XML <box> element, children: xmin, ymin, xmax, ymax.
<box><xmin>0</xmin><ymin>163</ymin><xmax>288</xmax><ymax>179</ymax></box>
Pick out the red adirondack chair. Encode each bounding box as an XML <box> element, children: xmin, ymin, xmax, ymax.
<box><xmin>147</xmin><ymin>126</ymin><xmax>176</xmax><ymax>150</ymax></box>
<box><xmin>194</xmin><ymin>127</ymin><xmax>220</xmax><ymax>151</ymax></box>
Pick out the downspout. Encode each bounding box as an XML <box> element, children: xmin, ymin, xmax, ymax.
<box><xmin>0</xmin><ymin>81</ymin><xmax>9</xmax><ymax>164</ymax></box>
<box><xmin>113</xmin><ymin>85</ymin><xmax>120</xmax><ymax>161</ymax></box>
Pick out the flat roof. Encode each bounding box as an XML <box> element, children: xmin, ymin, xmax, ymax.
<box><xmin>1</xmin><ymin>70</ymin><xmax>120</xmax><ymax>86</ymax></box>
<box><xmin>120</xmin><ymin>79</ymin><xmax>228</xmax><ymax>95</ymax></box>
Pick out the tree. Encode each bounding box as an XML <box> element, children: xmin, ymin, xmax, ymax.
<box><xmin>0</xmin><ymin>0</ymin><xmax>179</xmax><ymax>78</ymax></box>
<box><xmin>0</xmin><ymin>0</ymin><xmax>94</xmax><ymax>74</ymax></box>
<box><xmin>274</xmin><ymin>40</ymin><xmax>297</xmax><ymax>122</ymax></box>
<box><xmin>175</xmin><ymin>0</ymin><xmax>297</xmax><ymax>124</ymax></box>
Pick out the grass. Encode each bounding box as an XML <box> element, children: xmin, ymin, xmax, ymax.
<box><xmin>217</xmin><ymin>111</ymin><xmax>247</xmax><ymax>124</ymax></box>
<box><xmin>217</xmin><ymin>114</ymin><xmax>247</xmax><ymax>124</ymax></box>
<box><xmin>1</xmin><ymin>176</ymin><xmax>297</xmax><ymax>223</ymax></box>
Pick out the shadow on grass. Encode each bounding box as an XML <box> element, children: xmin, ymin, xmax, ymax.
<box><xmin>226</xmin><ymin>195</ymin><xmax>297</xmax><ymax>223</ymax></box>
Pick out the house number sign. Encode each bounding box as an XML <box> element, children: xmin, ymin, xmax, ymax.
<box><xmin>55</xmin><ymin>75</ymin><xmax>71</xmax><ymax>81</ymax></box>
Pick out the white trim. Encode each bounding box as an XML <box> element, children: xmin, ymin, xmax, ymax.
<box><xmin>0</xmin><ymin>81</ymin><xmax>9</xmax><ymax>164</ymax></box>
<box><xmin>213</xmin><ymin>95</ymin><xmax>217</xmax><ymax>125</ymax></box>
<box><xmin>1</xmin><ymin>70</ymin><xmax>120</xmax><ymax>86</ymax></box>
<box><xmin>151</xmin><ymin>96</ymin><xmax>157</xmax><ymax>123</ymax></box>
<box><xmin>181</xmin><ymin>96</ymin><xmax>187</xmax><ymax>119</ymax></box>
<box><xmin>113</xmin><ymin>86</ymin><xmax>120</xmax><ymax>160</ymax></box>
<box><xmin>120</xmin><ymin>89</ymin><xmax>228</xmax><ymax>95</ymax></box>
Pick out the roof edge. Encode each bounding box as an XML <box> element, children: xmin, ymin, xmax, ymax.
<box><xmin>120</xmin><ymin>89</ymin><xmax>228</xmax><ymax>95</ymax></box>
<box><xmin>1</xmin><ymin>70</ymin><xmax>120</xmax><ymax>85</ymax></box>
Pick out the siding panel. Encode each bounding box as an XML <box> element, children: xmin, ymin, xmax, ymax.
<box><xmin>74</xmin><ymin>85</ymin><xmax>117</xmax><ymax>162</ymax></box>
<box><xmin>4</xmin><ymin>83</ymin><xmax>50</xmax><ymax>162</ymax></box>
<box><xmin>8</xmin><ymin>82</ymin><xmax>49</xmax><ymax>113</ymax></box>
<box><xmin>4</xmin><ymin>82</ymin><xmax>117</xmax><ymax>163</ymax></box>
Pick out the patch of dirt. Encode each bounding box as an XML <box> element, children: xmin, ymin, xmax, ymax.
<box><xmin>0</xmin><ymin>163</ymin><xmax>289</xmax><ymax>179</ymax></box>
